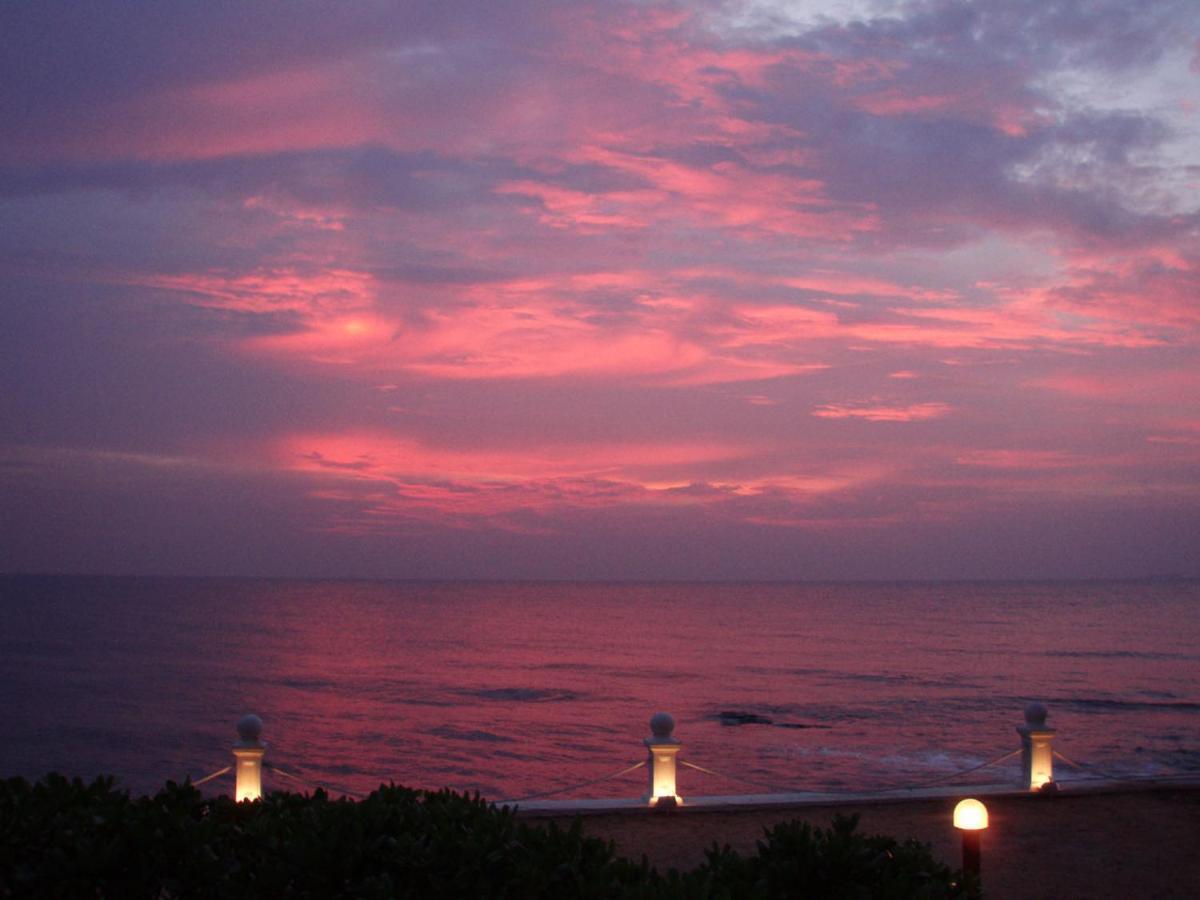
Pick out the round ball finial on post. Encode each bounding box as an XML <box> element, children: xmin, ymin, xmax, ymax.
<box><xmin>649</xmin><ymin>712</ymin><xmax>675</xmax><ymax>740</ymax></box>
<box><xmin>643</xmin><ymin>711</ymin><xmax>682</xmax><ymax>808</ymax></box>
<box><xmin>232</xmin><ymin>713</ymin><xmax>267</xmax><ymax>802</ymax></box>
<box><xmin>1016</xmin><ymin>702</ymin><xmax>1055</xmax><ymax>791</ymax></box>
<box><xmin>1024</xmin><ymin>702</ymin><xmax>1048</xmax><ymax>729</ymax></box>
<box><xmin>237</xmin><ymin>713</ymin><xmax>264</xmax><ymax>746</ymax></box>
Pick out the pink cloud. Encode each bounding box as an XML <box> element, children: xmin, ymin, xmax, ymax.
<box><xmin>32</xmin><ymin>66</ymin><xmax>381</xmax><ymax>164</ymax></box>
<box><xmin>125</xmin><ymin>252</ymin><xmax>1184</xmax><ymax>394</ymax></box>
<box><xmin>1042</xmin><ymin>252</ymin><xmax>1200</xmax><ymax>332</ymax></box>
<box><xmin>1028</xmin><ymin>366</ymin><xmax>1200</xmax><ymax>402</ymax></box>
<box><xmin>493</xmin><ymin>180</ymin><xmax>665</xmax><ymax>231</ymax></box>
<box><xmin>853</xmin><ymin>89</ymin><xmax>958</xmax><ymax>116</ymax></box>
<box><xmin>280</xmin><ymin>433</ymin><xmax>756</xmax><ymax>485</ymax></box>
<box><xmin>267</xmin><ymin>429</ymin><xmax>915</xmax><ymax>536</ymax></box>
<box><xmin>133</xmin><ymin>265</ymin><xmax>849</xmax><ymax>384</ymax></box>
<box><xmin>130</xmin><ymin>268</ymin><xmax>375</xmax><ymax>316</ymax></box>
<box><xmin>812</xmin><ymin>401</ymin><xmax>953</xmax><ymax>422</ymax></box>
<box><xmin>864</xmin><ymin>302</ymin><xmax>1166</xmax><ymax>350</ymax></box>
<box><xmin>778</xmin><ymin>273</ymin><xmax>957</xmax><ymax>301</ymax></box>
<box><xmin>271</xmin><ymin>431</ymin><xmax>766</xmax><ymax>532</ymax></box>
<box><xmin>567</xmin><ymin>145</ymin><xmax>878</xmax><ymax>238</ymax></box>
<box><xmin>955</xmin><ymin>449</ymin><xmax>1085</xmax><ymax>469</ymax></box>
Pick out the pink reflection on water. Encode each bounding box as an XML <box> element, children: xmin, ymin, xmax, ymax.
<box><xmin>1</xmin><ymin>578</ymin><xmax>1197</xmax><ymax>800</ymax></box>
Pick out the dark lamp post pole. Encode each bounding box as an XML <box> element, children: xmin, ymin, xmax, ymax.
<box><xmin>953</xmin><ymin>798</ymin><xmax>988</xmax><ymax>882</ymax></box>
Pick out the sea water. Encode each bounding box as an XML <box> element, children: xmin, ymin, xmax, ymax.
<box><xmin>1</xmin><ymin>576</ymin><xmax>1197</xmax><ymax>799</ymax></box>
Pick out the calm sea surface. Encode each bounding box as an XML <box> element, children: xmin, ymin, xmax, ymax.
<box><xmin>1</xmin><ymin>576</ymin><xmax>1197</xmax><ymax>800</ymax></box>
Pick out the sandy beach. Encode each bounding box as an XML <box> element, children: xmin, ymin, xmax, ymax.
<box><xmin>527</xmin><ymin>784</ymin><xmax>1200</xmax><ymax>899</ymax></box>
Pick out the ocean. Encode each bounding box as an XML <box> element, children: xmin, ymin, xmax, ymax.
<box><xmin>1</xmin><ymin>576</ymin><xmax>1197</xmax><ymax>801</ymax></box>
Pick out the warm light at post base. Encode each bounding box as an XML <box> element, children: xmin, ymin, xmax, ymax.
<box><xmin>236</xmin><ymin>759</ymin><xmax>262</xmax><ymax>802</ymax></box>
<box><xmin>1031</xmin><ymin>770</ymin><xmax>1052</xmax><ymax>790</ymax></box>
<box><xmin>649</xmin><ymin>752</ymin><xmax>682</xmax><ymax>807</ymax></box>
<box><xmin>233</xmin><ymin>748</ymin><xmax>265</xmax><ymax>802</ymax></box>
<box><xmin>953</xmin><ymin>798</ymin><xmax>988</xmax><ymax>830</ymax></box>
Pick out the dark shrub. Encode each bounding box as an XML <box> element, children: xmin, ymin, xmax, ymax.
<box><xmin>685</xmin><ymin>814</ymin><xmax>975</xmax><ymax>899</ymax></box>
<box><xmin>0</xmin><ymin>776</ymin><xmax>974</xmax><ymax>898</ymax></box>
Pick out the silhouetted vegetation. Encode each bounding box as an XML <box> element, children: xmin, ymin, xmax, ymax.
<box><xmin>0</xmin><ymin>774</ymin><xmax>975</xmax><ymax>898</ymax></box>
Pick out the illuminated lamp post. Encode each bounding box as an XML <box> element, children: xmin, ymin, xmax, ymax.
<box><xmin>953</xmin><ymin>798</ymin><xmax>988</xmax><ymax>879</ymax></box>
<box><xmin>643</xmin><ymin>712</ymin><xmax>682</xmax><ymax>808</ymax></box>
<box><xmin>1017</xmin><ymin>702</ymin><xmax>1055</xmax><ymax>791</ymax></box>
<box><xmin>233</xmin><ymin>714</ymin><xmax>266</xmax><ymax>802</ymax></box>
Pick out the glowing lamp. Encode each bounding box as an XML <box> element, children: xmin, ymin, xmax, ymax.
<box><xmin>1016</xmin><ymin>703</ymin><xmax>1055</xmax><ymax>791</ymax></box>
<box><xmin>643</xmin><ymin>712</ymin><xmax>682</xmax><ymax>808</ymax></box>
<box><xmin>953</xmin><ymin>798</ymin><xmax>987</xmax><ymax>879</ymax></box>
<box><xmin>232</xmin><ymin>714</ymin><xmax>266</xmax><ymax>802</ymax></box>
<box><xmin>953</xmin><ymin>798</ymin><xmax>988</xmax><ymax>830</ymax></box>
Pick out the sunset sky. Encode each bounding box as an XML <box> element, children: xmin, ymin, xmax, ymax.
<box><xmin>2</xmin><ymin>0</ymin><xmax>1198</xmax><ymax>580</ymax></box>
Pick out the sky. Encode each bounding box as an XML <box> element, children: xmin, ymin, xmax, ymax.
<box><xmin>1</xmin><ymin>0</ymin><xmax>1198</xmax><ymax>581</ymax></box>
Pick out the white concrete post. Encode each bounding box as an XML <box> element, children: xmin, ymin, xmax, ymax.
<box><xmin>643</xmin><ymin>712</ymin><xmax>682</xmax><ymax>807</ymax></box>
<box><xmin>1016</xmin><ymin>702</ymin><xmax>1054</xmax><ymax>791</ymax></box>
<box><xmin>233</xmin><ymin>714</ymin><xmax>266</xmax><ymax>802</ymax></box>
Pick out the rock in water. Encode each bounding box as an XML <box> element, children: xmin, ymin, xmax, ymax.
<box><xmin>718</xmin><ymin>710</ymin><xmax>774</xmax><ymax>726</ymax></box>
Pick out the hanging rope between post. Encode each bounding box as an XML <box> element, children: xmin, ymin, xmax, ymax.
<box><xmin>268</xmin><ymin>763</ymin><xmax>364</xmax><ymax>801</ymax></box>
<box><xmin>189</xmin><ymin>765</ymin><xmax>232</xmax><ymax>787</ymax></box>
<box><xmin>1053</xmin><ymin>750</ymin><xmax>1127</xmax><ymax>782</ymax></box>
<box><xmin>680</xmin><ymin>759</ymin><xmax>791</xmax><ymax>794</ymax></box>
<box><xmin>872</xmin><ymin>748</ymin><xmax>1022</xmax><ymax>792</ymax></box>
<box><xmin>270</xmin><ymin>759</ymin><xmax>373</xmax><ymax>798</ymax></box>
<box><xmin>266</xmin><ymin>759</ymin><xmax>334</xmax><ymax>783</ymax></box>
<box><xmin>681</xmin><ymin>748</ymin><xmax>1022</xmax><ymax>797</ymax></box>
<box><xmin>498</xmin><ymin>760</ymin><xmax>646</xmax><ymax>804</ymax></box>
